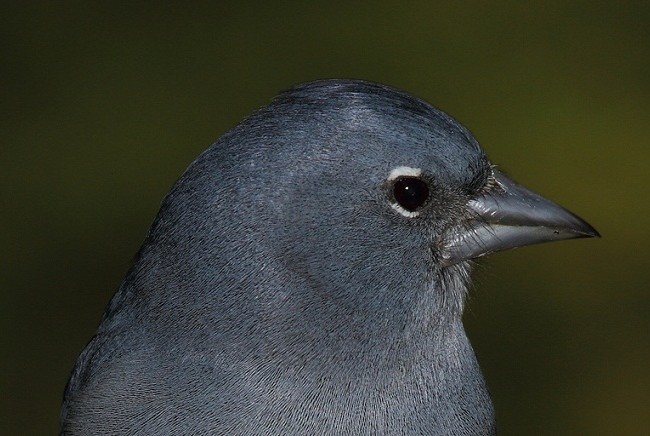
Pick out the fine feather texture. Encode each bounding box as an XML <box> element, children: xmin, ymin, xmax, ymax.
<box><xmin>61</xmin><ymin>80</ymin><xmax>497</xmax><ymax>435</ymax></box>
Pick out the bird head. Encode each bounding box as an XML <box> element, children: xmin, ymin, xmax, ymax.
<box><xmin>142</xmin><ymin>79</ymin><xmax>597</xmax><ymax>346</ymax></box>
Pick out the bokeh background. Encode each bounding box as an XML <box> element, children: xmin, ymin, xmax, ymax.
<box><xmin>2</xmin><ymin>2</ymin><xmax>649</xmax><ymax>434</ymax></box>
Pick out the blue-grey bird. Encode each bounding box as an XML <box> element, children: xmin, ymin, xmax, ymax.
<box><xmin>61</xmin><ymin>80</ymin><xmax>599</xmax><ymax>435</ymax></box>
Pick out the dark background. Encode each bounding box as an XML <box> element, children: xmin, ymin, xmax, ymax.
<box><xmin>3</xmin><ymin>2</ymin><xmax>648</xmax><ymax>434</ymax></box>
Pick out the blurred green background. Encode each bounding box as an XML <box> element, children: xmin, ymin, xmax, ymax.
<box><xmin>2</xmin><ymin>2</ymin><xmax>648</xmax><ymax>434</ymax></box>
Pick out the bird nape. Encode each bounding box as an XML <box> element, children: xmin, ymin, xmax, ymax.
<box><xmin>60</xmin><ymin>79</ymin><xmax>599</xmax><ymax>435</ymax></box>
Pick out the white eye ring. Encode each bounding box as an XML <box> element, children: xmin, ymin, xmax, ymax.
<box><xmin>387</xmin><ymin>166</ymin><xmax>424</xmax><ymax>218</ymax></box>
<box><xmin>391</xmin><ymin>202</ymin><xmax>420</xmax><ymax>218</ymax></box>
<box><xmin>388</xmin><ymin>166</ymin><xmax>422</xmax><ymax>181</ymax></box>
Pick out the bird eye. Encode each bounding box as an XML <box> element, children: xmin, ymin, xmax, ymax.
<box><xmin>392</xmin><ymin>177</ymin><xmax>430</xmax><ymax>213</ymax></box>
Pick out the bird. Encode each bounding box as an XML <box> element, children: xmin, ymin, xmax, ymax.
<box><xmin>60</xmin><ymin>79</ymin><xmax>599</xmax><ymax>435</ymax></box>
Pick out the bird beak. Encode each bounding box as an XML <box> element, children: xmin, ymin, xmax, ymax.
<box><xmin>441</xmin><ymin>169</ymin><xmax>600</xmax><ymax>266</ymax></box>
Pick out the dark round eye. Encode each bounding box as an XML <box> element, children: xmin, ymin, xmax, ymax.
<box><xmin>393</xmin><ymin>177</ymin><xmax>430</xmax><ymax>212</ymax></box>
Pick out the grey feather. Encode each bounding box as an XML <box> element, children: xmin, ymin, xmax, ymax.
<box><xmin>61</xmin><ymin>79</ymin><xmax>597</xmax><ymax>435</ymax></box>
